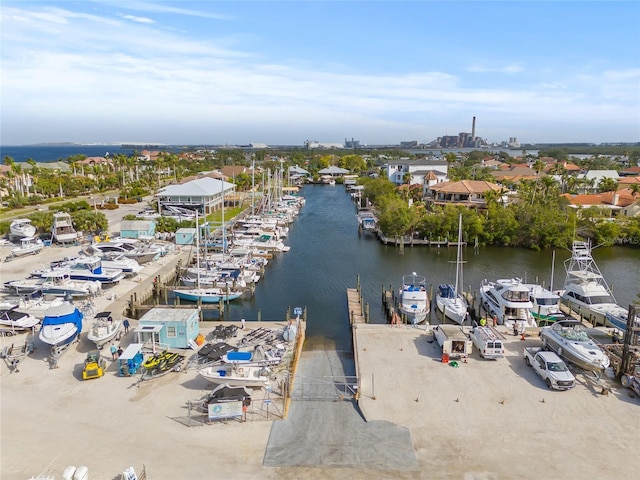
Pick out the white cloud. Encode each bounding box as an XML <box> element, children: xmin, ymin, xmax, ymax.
<box><xmin>1</xmin><ymin>4</ymin><xmax>638</xmax><ymax>144</ymax></box>
<box><xmin>118</xmin><ymin>14</ymin><xmax>155</xmax><ymax>24</ymax></box>
<box><xmin>466</xmin><ymin>63</ymin><xmax>525</xmax><ymax>74</ymax></box>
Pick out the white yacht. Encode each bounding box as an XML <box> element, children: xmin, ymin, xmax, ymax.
<box><xmin>398</xmin><ymin>272</ymin><xmax>430</xmax><ymax>325</ymax></box>
<box><xmin>560</xmin><ymin>240</ymin><xmax>630</xmax><ymax>328</ymax></box>
<box><xmin>479</xmin><ymin>278</ymin><xmax>537</xmax><ymax>332</ymax></box>
<box><xmin>9</xmin><ymin>218</ymin><xmax>36</xmax><ymax>240</ymax></box>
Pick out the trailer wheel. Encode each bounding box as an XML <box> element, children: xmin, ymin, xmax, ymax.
<box><xmin>621</xmin><ymin>375</ymin><xmax>630</xmax><ymax>388</ymax></box>
<box><xmin>525</xmin><ymin>356</ymin><xmax>531</xmax><ymax>367</ymax></box>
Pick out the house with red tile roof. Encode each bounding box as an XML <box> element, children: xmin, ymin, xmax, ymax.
<box><xmin>561</xmin><ymin>189</ymin><xmax>640</xmax><ymax>217</ymax></box>
<box><xmin>426</xmin><ymin>180</ymin><xmax>503</xmax><ymax>208</ymax></box>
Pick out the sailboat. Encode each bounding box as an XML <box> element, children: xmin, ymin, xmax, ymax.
<box><xmin>435</xmin><ymin>214</ymin><xmax>468</xmax><ymax>324</ymax></box>
<box><xmin>173</xmin><ymin>206</ymin><xmax>244</xmax><ymax>304</ymax></box>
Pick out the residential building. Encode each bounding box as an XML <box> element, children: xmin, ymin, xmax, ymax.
<box><xmin>425</xmin><ymin>180</ymin><xmax>503</xmax><ymax>208</ymax></box>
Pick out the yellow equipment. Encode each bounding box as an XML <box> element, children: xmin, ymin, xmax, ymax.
<box><xmin>82</xmin><ymin>351</ymin><xmax>107</xmax><ymax>380</ymax></box>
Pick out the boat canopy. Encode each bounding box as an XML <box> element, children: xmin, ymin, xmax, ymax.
<box><xmin>438</xmin><ymin>284</ymin><xmax>456</xmax><ymax>299</ymax></box>
<box><xmin>42</xmin><ymin>305</ymin><xmax>83</xmax><ymax>328</ymax></box>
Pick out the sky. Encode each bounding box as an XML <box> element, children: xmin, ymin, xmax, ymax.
<box><xmin>1</xmin><ymin>0</ymin><xmax>639</xmax><ymax>146</ymax></box>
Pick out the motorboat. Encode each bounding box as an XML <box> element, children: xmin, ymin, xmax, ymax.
<box><xmin>479</xmin><ymin>278</ymin><xmax>537</xmax><ymax>332</ymax></box>
<box><xmin>4</xmin><ymin>237</ymin><xmax>44</xmax><ymax>262</ymax></box>
<box><xmin>88</xmin><ymin>240</ymin><xmax>161</xmax><ymax>264</ymax></box>
<box><xmin>524</xmin><ymin>284</ymin><xmax>568</xmax><ymax>325</ymax></box>
<box><xmin>4</xmin><ymin>277</ymin><xmax>46</xmax><ymax>296</ymax></box>
<box><xmin>86</xmin><ymin>312</ymin><xmax>122</xmax><ymax>349</ymax></box>
<box><xmin>197</xmin><ymin>364</ymin><xmax>272</xmax><ymax>387</ymax></box>
<box><xmin>435</xmin><ymin>214</ymin><xmax>468</xmax><ymax>324</ymax></box>
<box><xmin>560</xmin><ymin>240</ymin><xmax>631</xmax><ymax>329</ymax></box>
<box><xmin>51</xmin><ymin>212</ymin><xmax>80</xmax><ymax>243</ymax></box>
<box><xmin>0</xmin><ymin>304</ymin><xmax>40</xmax><ymax>332</ymax></box>
<box><xmin>398</xmin><ymin>272</ymin><xmax>430</xmax><ymax>325</ymax></box>
<box><xmin>98</xmin><ymin>253</ymin><xmax>143</xmax><ymax>275</ymax></box>
<box><xmin>38</xmin><ymin>303</ymin><xmax>83</xmax><ymax>346</ymax></box>
<box><xmin>40</xmin><ymin>269</ymin><xmax>102</xmax><ymax>298</ymax></box>
<box><xmin>356</xmin><ymin>209</ymin><xmax>378</xmax><ymax>234</ymax></box>
<box><xmin>43</xmin><ymin>256</ymin><xmax>126</xmax><ymax>284</ymax></box>
<box><xmin>605</xmin><ymin>308</ymin><xmax>640</xmax><ymax>333</ymax></box>
<box><xmin>539</xmin><ymin>320</ymin><xmax>610</xmax><ymax>371</ymax></box>
<box><xmin>6</xmin><ymin>296</ymin><xmax>66</xmax><ymax>320</ymax></box>
<box><xmin>9</xmin><ymin>218</ymin><xmax>36</xmax><ymax>240</ymax></box>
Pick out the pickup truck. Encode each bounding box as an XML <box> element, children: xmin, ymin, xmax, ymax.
<box><xmin>523</xmin><ymin>346</ymin><xmax>575</xmax><ymax>390</ymax></box>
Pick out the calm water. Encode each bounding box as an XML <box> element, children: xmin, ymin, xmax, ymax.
<box><xmin>199</xmin><ymin>184</ymin><xmax>640</xmax><ymax>350</ymax></box>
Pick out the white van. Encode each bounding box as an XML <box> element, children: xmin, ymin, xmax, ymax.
<box><xmin>470</xmin><ymin>326</ymin><xmax>505</xmax><ymax>359</ymax></box>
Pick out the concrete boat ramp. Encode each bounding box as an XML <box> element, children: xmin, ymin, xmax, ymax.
<box><xmin>264</xmin><ymin>347</ymin><xmax>419</xmax><ymax>471</ymax></box>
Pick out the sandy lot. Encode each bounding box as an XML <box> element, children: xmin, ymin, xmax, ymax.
<box><xmin>355</xmin><ymin>323</ymin><xmax>640</xmax><ymax>480</ymax></box>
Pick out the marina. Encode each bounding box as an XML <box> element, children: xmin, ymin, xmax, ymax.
<box><xmin>1</xmin><ymin>184</ymin><xmax>639</xmax><ymax>479</ymax></box>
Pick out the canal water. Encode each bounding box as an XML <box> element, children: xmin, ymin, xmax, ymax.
<box><xmin>198</xmin><ymin>184</ymin><xmax>640</xmax><ymax>351</ymax></box>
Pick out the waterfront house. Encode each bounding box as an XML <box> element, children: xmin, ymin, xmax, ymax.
<box><xmin>425</xmin><ymin>180</ymin><xmax>503</xmax><ymax>208</ymax></box>
<box><xmin>317</xmin><ymin>166</ymin><xmax>350</xmax><ymax>177</ymax></box>
<box><xmin>382</xmin><ymin>158</ymin><xmax>449</xmax><ymax>186</ymax></box>
<box><xmin>561</xmin><ymin>189</ymin><xmax>640</xmax><ymax>218</ymax></box>
<box><xmin>134</xmin><ymin>308</ymin><xmax>200</xmax><ymax>350</ymax></box>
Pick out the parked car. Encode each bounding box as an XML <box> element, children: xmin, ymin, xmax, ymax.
<box><xmin>524</xmin><ymin>346</ymin><xmax>575</xmax><ymax>390</ymax></box>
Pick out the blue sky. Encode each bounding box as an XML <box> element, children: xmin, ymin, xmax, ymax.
<box><xmin>1</xmin><ymin>1</ymin><xmax>639</xmax><ymax>146</ymax></box>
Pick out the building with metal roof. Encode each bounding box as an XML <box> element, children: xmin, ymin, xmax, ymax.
<box><xmin>156</xmin><ymin>177</ymin><xmax>236</xmax><ymax>215</ymax></box>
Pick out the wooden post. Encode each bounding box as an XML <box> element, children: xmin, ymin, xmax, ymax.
<box><xmin>365</xmin><ymin>303</ymin><xmax>370</xmax><ymax>323</ymax></box>
<box><xmin>258</xmin><ymin>309</ymin><xmax>261</xmax><ymax>322</ymax></box>
<box><xmin>303</xmin><ymin>306</ymin><xmax>307</xmax><ymax>322</ymax></box>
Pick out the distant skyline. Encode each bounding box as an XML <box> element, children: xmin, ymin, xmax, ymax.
<box><xmin>1</xmin><ymin>1</ymin><xmax>639</xmax><ymax>146</ymax></box>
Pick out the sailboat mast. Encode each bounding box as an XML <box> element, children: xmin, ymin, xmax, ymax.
<box><xmin>195</xmin><ymin>210</ymin><xmax>200</xmax><ymax>289</ymax></box>
<box><xmin>454</xmin><ymin>214</ymin><xmax>463</xmax><ymax>296</ymax></box>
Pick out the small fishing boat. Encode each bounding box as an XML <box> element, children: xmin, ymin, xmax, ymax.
<box><xmin>38</xmin><ymin>303</ymin><xmax>83</xmax><ymax>346</ymax></box>
<box><xmin>9</xmin><ymin>218</ymin><xmax>36</xmax><ymax>240</ymax></box>
<box><xmin>86</xmin><ymin>312</ymin><xmax>122</xmax><ymax>349</ymax></box>
<box><xmin>4</xmin><ymin>237</ymin><xmax>44</xmax><ymax>262</ymax></box>
<box><xmin>198</xmin><ymin>364</ymin><xmax>272</xmax><ymax>387</ymax></box>
<box><xmin>398</xmin><ymin>272</ymin><xmax>430</xmax><ymax>325</ymax></box>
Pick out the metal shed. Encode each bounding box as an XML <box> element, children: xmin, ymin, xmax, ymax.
<box><xmin>134</xmin><ymin>308</ymin><xmax>200</xmax><ymax>349</ymax></box>
<box><xmin>175</xmin><ymin>227</ymin><xmax>197</xmax><ymax>246</ymax></box>
<box><xmin>120</xmin><ymin>220</ymin><xmax>156</xmax><ymax>239</ymax></box>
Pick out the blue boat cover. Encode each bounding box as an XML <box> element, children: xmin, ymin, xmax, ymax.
<box><xmin>226</xmin><ymin>351</ymin><xmax>252</xmax><ymax>361</ymax></box>
<box><xmin>438</xmin><ymin>284</ymin><xmax>456</xmax><ymax>299</ymax></box>
<box><xmin>42</xmin><ymin>304</ymin><xmax>83</xmax><ymax>331</ymax></box>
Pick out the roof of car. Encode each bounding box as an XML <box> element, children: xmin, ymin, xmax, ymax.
<box><xmin>537</xmin><ymin>350</ymin><xmax>564</xmax><ymax>362</ymax></box>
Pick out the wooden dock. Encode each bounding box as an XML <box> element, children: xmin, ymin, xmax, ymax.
<box><xmin>347</xmin><ymin>275</ymin><xmax>369</xmax><ymax>324</ymax></box>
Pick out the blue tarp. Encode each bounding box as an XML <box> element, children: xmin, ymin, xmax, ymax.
<box><xmin>41</xmin><ymin>304</ymin><xmax>83</xmax><ymax>330</ymax></box>
<box><xmin>438</xmin><ymin>284</ymin><xmax>456</xmax><ymax>299</ymax></box>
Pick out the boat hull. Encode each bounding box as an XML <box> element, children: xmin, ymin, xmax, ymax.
<box><xmin>173</xmin><ymin>288</ymin><xmax>243</xmax><ymax>303</ymax></box>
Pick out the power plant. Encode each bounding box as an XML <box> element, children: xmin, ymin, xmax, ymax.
<box><xmin>431</xmin><ymin>116</ymin><xmax>484</xmax><ymax>149</ymax></box>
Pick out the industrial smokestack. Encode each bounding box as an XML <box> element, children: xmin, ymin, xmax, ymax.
<box><xmin>471</xmin><ymin>116</ymin><xmax>476</xmax><ymax>140</ymax></box>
